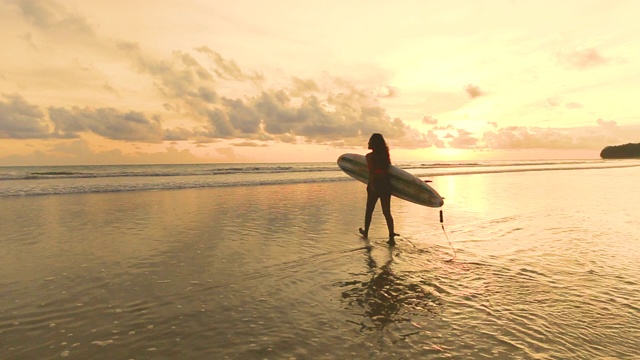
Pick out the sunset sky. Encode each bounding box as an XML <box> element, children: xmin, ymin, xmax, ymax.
<box><xmin>1</xmin><ymin>0</ymin><xmax>639</xmax><ymax>165</ymax></box>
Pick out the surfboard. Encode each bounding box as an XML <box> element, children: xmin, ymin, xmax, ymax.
<box><xmin>337</xmin><ymin>153</ymin><xmax>444</xmax><ymax>208</ymax></box>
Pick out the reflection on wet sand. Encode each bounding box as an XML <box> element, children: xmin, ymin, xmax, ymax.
<box><xmin>339</xmin><ymin>241</ymin><xmax>441</xmax><ymax>335</ymax></box>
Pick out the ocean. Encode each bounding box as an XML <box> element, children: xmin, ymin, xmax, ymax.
<box><xmin>1</xmin><ymin>158</ymin><xmax>639</xmax><ymax>359</ymax></box>
<box><xmin>1</xmin><ymin>159</ymin><xmax>637</xmax><ymax>197</ymax></box>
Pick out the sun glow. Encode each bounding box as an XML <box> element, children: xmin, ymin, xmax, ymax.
<box><xmin>436</xmin><ymin>147</ymin><xmax>474</xmax><ymax>161</ymax></box>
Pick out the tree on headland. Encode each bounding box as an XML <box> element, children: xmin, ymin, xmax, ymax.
<box><xmin>600</xmin><ymin>143</ymin><xmax>640</xmax><ymax>159</ymax></box>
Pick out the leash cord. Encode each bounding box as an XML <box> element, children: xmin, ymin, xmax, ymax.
<box><xmin>440</xmin><ymin>209</ymin><xmax>457</xmax><ymax>262</ymax></box>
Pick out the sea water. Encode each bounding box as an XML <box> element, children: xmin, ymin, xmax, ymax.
<box><xmin>1</xmin><ymin>159</ymin><xmax>639</xmax><ymax>359</ymax></box>
<box><xmin>1</xmin><ymin>159</ymin><xmax>636</xmax><ymax>198</ymax></box>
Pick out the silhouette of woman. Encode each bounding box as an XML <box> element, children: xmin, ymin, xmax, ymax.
<box><xmin>359</xmin><ymin>133</ymin><xmax>396</xmax><ymax>245</ymax></box>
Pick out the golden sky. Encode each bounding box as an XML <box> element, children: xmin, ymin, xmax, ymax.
<box><xmin>1</xmin><ymin>0</ymin><xmax>639</xmax><ymax>165</ymax></box>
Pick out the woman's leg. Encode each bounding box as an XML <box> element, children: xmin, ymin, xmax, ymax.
<box><xmin>360</xmin><ymin>188</ymin><xmax>378</xmax><ymax>238</ymax></box>
<box><xmin>379</xmin><ymin>192</ymin><xmax>395</xmax><ymax>243</ymax></box>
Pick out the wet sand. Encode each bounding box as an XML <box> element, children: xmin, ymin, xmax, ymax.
<box><xmin>1</xmin><ymin>167</ymin><xmax>639</xmax><ymax>359</ymax></box>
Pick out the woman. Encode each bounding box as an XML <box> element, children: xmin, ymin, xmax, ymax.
<box><xmin>359</xmin><ymin>133</ymin><xmax>396</xmax><ymax>245</ymax></box>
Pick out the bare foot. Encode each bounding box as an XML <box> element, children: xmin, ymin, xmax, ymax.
<box><xmin>387</xmin><ymin>233</ymin><xmax>398</xmax><ymax>246</ymax></box>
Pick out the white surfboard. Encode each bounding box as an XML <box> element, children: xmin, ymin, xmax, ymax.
<box><xmin>337</xmin><ymin>153</ymin><xmax>444</xmax><ymax>208</ymax></box>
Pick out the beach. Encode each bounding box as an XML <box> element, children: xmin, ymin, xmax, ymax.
<box><xmin>1</xmin><ymin>161</ymin><xmax>639</xmax><ymax>359</ymax></box>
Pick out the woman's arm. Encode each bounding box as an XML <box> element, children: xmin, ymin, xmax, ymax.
<box><xmin>365</xmin><ymin>153</ymin><xmax>374</xmax><ymax>187</ymax></box>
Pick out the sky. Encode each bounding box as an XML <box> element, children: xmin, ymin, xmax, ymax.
<box><xmin>1</xmin><ymin>0</ymin><xmax>639</xmax><ymax>165</ymax></box>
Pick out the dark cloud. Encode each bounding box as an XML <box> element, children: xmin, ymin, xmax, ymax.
<box><xmin>10</xmin><ymin>0</ymin><xmax>116</xmax><ymax>58</ymax></box>
<box><xmin>12</xmin><ymin>0</ymin><xmax>95</xmax><ymax>36</ymax></box>
<box><xmin>557</xmin><ymin>48</ymin><xmax>609</xmax><ymax>69</ymax></box>
<box><xmin>163</xmin><ymin>127</ymin><xmax>196</xmax><ymax>141</ymax></box>
<box><xmin>48</xmin><ymin>106</ymin><xmax>164</xmax><ymax>142</ymax></box>
<box><xmin>119</xmin><ymin>42</ymin><xmax>219</xmax><ymax>105</ymax></box>
<box><xmin>194</xmin><ymin>88</ymin><xmax>413</xmax><ymax>145</ymax></box>
<box><xmin>222</xmin><ymin>97</ymin><xmax>262</xmax><ymax>134</ymax></box>
<box><xmin>204</xmin><ymin>108</ymin><xmax>239</xmax><ymax>138</ymax></box>
<box><xmin>290</xmin><ymin>77</ymin><xmax>319</xmax><ymax>96</ymax></box>
<box><xmin>0</xmin><ymin>94</ymin><xmax>50</xmax><ymax>138</ymax></box>
<box><xmin>464</xmin><ymin>84</ymin><xmax>485</xmax><ymax>99</ymax></box>
<box><xmin>231</xmin><ymin>141</ymin><xmax>268</xmax><ymax>147</ymax></box>
<box><xmin>4</xmin><ymin>3</ymin><xmax>441</xmax><ymax>150</ymax></box>
<box><xmin>197</xmin><ymin>87</ymin><xmax>218</xmax><ymax>103</ymax></box>
<box><xmin>195</xmin><ymin>46</ymin><xmax>264</xmax><ymax>83</ymax></box>
<box><xmin>115</xmin><ymin>42</ymin><xmax>438</xmax><ymax>147</ymax></box>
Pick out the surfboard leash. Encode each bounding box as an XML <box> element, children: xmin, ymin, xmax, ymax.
<box><xmin>440</xmin><ymin>209</ymin><xmax>457</xmax><ymax>262</ymax></box>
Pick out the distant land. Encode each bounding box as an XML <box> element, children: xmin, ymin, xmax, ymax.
<box><xmin>600</xmin><ymin>143</ymin><xmax>640</xmax><ymax>159</ymax></box>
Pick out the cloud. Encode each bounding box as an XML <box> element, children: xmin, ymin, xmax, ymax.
<box><xmin>0</xmin><ymin>94</ymin><xmax>173</xmax><ymax>142</ymax></box>
<box><xmin>464</xmin><ymin>84</ymin><xmax>485</xmax><ymax>99</ymax></box>
<box><xmin>594</xmin><ymin>118</ymin><xmax>640</xmax><ymax>144</ymax></box>
<box><xmin>0</xmin><ymin>139</ymin><xmax>204</xmax><ymax>166</ymax></box>
<box><xmin>232</xmin><ymin>141</ymin><xmax>268</xmax><ymax>147</ymax></box>
<box><xmin>449</xmin><ymin>128</ymin><xmax>479</xmax><ymax>149</ymax></box>
<box><xmin>9</xmin><ymin>0</ymin><xmax>119</xmax><ymax>58</ymax></box>
<box><xmin>479</xmin><ymin>122</ymin><xmax>640</xmax><ymax>151</ymax></box>
<box><xmin>538</xmin><ymin>97</ymin><xmax>584</xmax><ymax>111</ymax></box>
<box><xmin>557</xmin><ymin>48</ymin><xmax>609</xmax><ymax>69</ymax></box>
<box><xmin>215</xmin><ymin>146</ymin><xmax>236</xmax><ymax>159</ymax></box>
<box><xmin>0</xmin><ymin>93</ymin><xmax>50</xmax><ymax>138</ymax></box>
<box><xmin>422</xmin><ymin>115</ymin><xmax>438</xmax><ymax>125</ymax></box>
<box><xmin>433</xmin><ymin>124</ymin><xmax>454</xmax><ymax>131</ymax></box>
<box><xmin>394</xmin><ymin>128</ymin><xmax>445</xmax><ymax>149</ymax></box>
<box><xmin>289</xmin><ymin>77</ymin><xmax>320</xmax><ymax>96</ymax></box>
<box><xmin>596</xmin><ymin>118</ymin><xmax>617</xmax><ymax>129</ymax></box>
<box><xmin>18</xmin><ymin>31</ymin><xmax>37</xmax><ymax>49</ymax></box>
<box><xmin>5</xmin><ymin>2</ymin><xmax>445</xmax><ymax>151</ymax></box>
<box><xmin>163</xmin><ymin>127</ymin><xmax>197</xmax><ymax>141</ymax></box>
<box><xmin>112</xmin><ymin>39</ymin><xmax>442</xmax><ymax>148</ymax></box>
<box><xmin>48</xmin><ymin>106</ymin><xmax>165</xmax><ymax>142</ymax></box>
<box><xmin>546</xmin><ymin>97</ymin><xmax>560</xmax><ymax>107</ymax></box>
<box><xmin>119</xmin><ymin>43</ymin><xmax>219</xmax><ymax>105</ymax></box>
<box><xmin>373</xmin><ymin>85</ymin><xmax>398</xmax><ymax>98</ymax></box>
<box><xmin>194</xmin><ymin>86</ymin><xmax>417</xmax><ymax>145</ymax></box>
<box><xmin>12</xmin><ymin>0</ymin><xmax>96</xmax><ymax>37</ymax></box>
<box><xmin>482</xmin><ymin>126</ymin><xmax>571</xmax><ymax>149</ymax></box>
<box><xmin>195</xmin><ymin>46</ymin><xmax>263</xmax><ymax>83</ymax></box>
<box><xmin>565</xmin><ymin>102</ymin><xmax>583</xmax><ymax>109</ymax></box>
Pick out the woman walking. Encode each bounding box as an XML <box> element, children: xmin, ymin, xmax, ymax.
<box><xmin>359</xmin><ymin>133</ymin><xmax>396</xmax><ymax>245</ymax></box>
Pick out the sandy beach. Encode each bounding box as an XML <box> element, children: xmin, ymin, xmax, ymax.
<box><xmin>1</xmin><ymin>165</ymin><xmax>639</xmax><ymax>359</ymax></box>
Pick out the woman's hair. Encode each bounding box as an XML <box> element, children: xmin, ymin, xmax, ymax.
<box><xmin>368</xmin><ymin>133</ymin><xmax>390</xmax><ymax>169</ymax></box>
